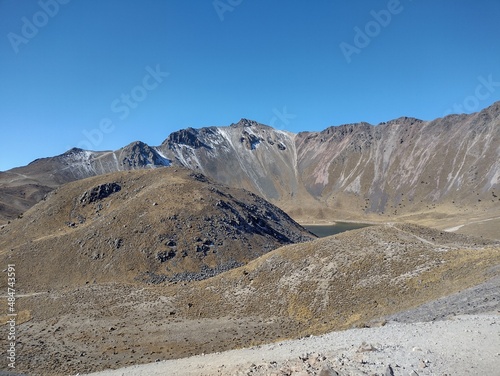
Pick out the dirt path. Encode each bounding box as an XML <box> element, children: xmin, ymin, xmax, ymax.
<box><xmin>444</xmin><ymin>215</ymin><xmax>500</xmax><ymax>232</ymax></box>
<box><xmin>387</xmin><ymin>222</ymin><xmax>439</xmax><ymax>246</ymax></box>
<box><xmin>0</xmin><ymin>292</ymin><xmax>47</xmax><ymax>299</ymax></box>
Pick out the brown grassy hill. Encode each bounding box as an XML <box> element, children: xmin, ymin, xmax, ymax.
<box><xmin>174</xmin><ymin>223</ymin><xmax>500</xmax><ymax>332</ymax></box>
<box><xmin>8</xmin><ymin>223</ymin><xmax>499</xmax><ymax>375</ymax></box>
<box><xmin>0</xmin><ymin>167</ymin><xmax>314</xmax><ymax>291</ymax></box>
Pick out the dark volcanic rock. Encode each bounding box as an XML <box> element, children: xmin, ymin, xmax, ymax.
<box><xmin>80</xmin><ymin>182</ymin><xmax>121</xmax><ymax>205</ymax></box>
<box><xmin>167</xmin><ymin>128</ymin><xmax>212</xmax><ymax>149</ymax></box>
<box><xmin>240</xmin><ymin>131</ymin><xmax>263</xmax><ymax>150</ymax></box>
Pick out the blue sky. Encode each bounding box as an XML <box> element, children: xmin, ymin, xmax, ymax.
<box><xmin>1</xmin><ymin>0</ymin><xmax>499</xmax><ymax>171</ymax></box>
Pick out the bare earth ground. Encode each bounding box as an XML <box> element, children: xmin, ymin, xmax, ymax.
<box><xmin>2</xmin><ymin>221</ymin><xmax>499</xmax><ymax>375</ymax></box>
<box><xmin>85</xmin><ymin>313</ymin><xmax>500</xmax><ymax>376</ymax></box>
<box><xmin>394</xmin><ymin>206</ymin><xmax>500</xmax><ymax>242</ymax></box>
<box><xmin>84</xmin><ymin>275</ymin><xmax>500</xmax><ymax>376</ymax></box>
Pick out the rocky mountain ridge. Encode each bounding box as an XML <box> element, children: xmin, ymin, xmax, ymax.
<box><xmin>1</xmin><ymin>102</ymin><xmax>499</xmax><ymax>226</ymax></box>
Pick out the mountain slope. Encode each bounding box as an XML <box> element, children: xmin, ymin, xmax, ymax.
<box><xmin>10</xmin><ymin>223</ymin><xmax>500</xmax><ymax>375</ymax></box>
<box><xmin>174</xmin><ymin>223</ymin><xmax>500</xmax><ymax>333</ymax></box>
<box><xmin>0</xmin><ymin>167</ymin><xmax>314</xmax><ymax>291</ymax></box>
<box><xmin>158</xmin><ymin>119</ymin><xmax>302</xmax><ymax>203</ymax></box>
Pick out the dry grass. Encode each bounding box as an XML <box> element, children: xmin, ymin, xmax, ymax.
<box><xmin>9</xmin><ymin>223</ymin><xmax>500</xmax><ymax>375</ymax></box>
<box><xmin>0</xmin><ymin>167</ymin><xmax>314</xmax><ymax>292</ymax></box>
<box><xmin>0</xmin><ymin>309</ymin><xmax>31</xmax><ymax>325</ymax></box>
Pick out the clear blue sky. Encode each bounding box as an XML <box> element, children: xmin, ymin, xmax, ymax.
<box><xmin>1</xmin><ymin>0</ymin><xmax>499</xmax><ymax>171</ymax></box>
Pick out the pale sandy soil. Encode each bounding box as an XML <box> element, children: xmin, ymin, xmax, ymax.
<box><xmin>84</xmin><ymin>313</ymin><xmax>499</xmax><ymax>376</ymax></box>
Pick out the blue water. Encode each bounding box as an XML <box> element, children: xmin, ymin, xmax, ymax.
<box><xmin>304</xmin><ymin>222</ymin><xmax>371</xmax><ymax>238</ymax></box>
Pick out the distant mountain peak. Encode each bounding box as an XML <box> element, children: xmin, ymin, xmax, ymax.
<box><xmin>27</xmin><ymin>147</ymin><xmax>92</xmax><ymax>166</ymax></box>
<box><xmin>120</xmin><ymin>140</ymin><xmax>171</xmax><ymax>167</ymax></box>
<box><xmin>165</xmin><ymin>128</ymin><xmax>211</xmax><ymax>149</ymax></box>
<box><xmin>124</xmin><ymin>140</ymin><xmax>148</xmax><ymax>148</ymax></box>
<box><xmin>320</xmin><ymin>122</ymin><xmax>372</xmax><ymax>136</ymax></box>
<box><xmin>230</xmin><ymin>118</ymin><xmax>262</xmax><ymax>128</ymax></box>
<box><xmin>479</xmin><ymin>100</ymin><xmax>500</xmax><ymax>115</ymax></box>
<box><xmin>63</xmin><ymin>147</ymin><xmax>86</xmax><ymax>155</ymax></box>
<box><xmin>383</xmin><ymin>116</ymin><xmax>424</xmax><ymax>126</ymax></box>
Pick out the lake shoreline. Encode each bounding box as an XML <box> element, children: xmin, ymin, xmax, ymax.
<box><xmin>299</xmin><ymin>220</ymin><xmax>376</xmax><ymax>226</ymax></box>
<box><xmin>303</xmin><ymin>221</ymin><xmax>373</xmax><ymax>237</ymax></box>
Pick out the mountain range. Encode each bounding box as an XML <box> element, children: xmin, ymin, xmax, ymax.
<box><xmin>1</xmin><ymin>101</ymin><xmax>499</xmax><ymax>235</ymax></box>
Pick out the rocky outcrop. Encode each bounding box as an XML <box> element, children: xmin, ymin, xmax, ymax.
<box><xmin>166</xmin><ymin>128</ymin><xmax>213</xmax><ymax>149</ymax></box>
<box><xmin>79</xmin><ymin>182</ymin><xmax>121</xmax><ymax>205</ymax></box>
<box><xmin>120</xmin><ymin>141</ymin><xmax>171</xmax><ymax>167</ymax></box>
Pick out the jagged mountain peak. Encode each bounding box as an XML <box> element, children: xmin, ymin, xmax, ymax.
<box><xmin>27</xmin><ymin>147</ymin><xmax>94</xmax><ymax>168</ymax></box>
<box><xmin>164</xmin><ymin>127</ymin><xmax>215</xmax><ymax>149</ymax></box>
<box><xmin>230</xmin><ymin>118</ymin><xmax>265</xmax><ymax>128</ymax></box>
<box><xmin>317</xmin><ymin>122</ymin><xmax>373</xmax><ymax>139</ymax></box>
<box><xmin>328</xmin><ymin>121</ymin><xmax>372</xmax><ymax>130</ymax></box>
<box><xmin>121</xmin><ymin>140</ymin><xmax>160</xmax><ymax>155</ymax></box>
<box><xmin>120</xmin><ymin>140</ymin><xmax>170</xmax><ymax>167</ymax></box>
<box><xmin>62</xmin><ymin>147</ymin><xmax>87</xmax><ymax>155</ymax></box>
<box><xmin>122</xmin><ymin>140</ymin><xmax>150</xmax><ymax>149</ymax></box>
<box><xmin>382</xmin><ymin>116</ymin><xmax>424</xmax><ymax>126</ymax></box>
<box><xmin>476</xmin><ymin>100</ymin><xmax>500</xmax><ymax>119</ymax></box>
